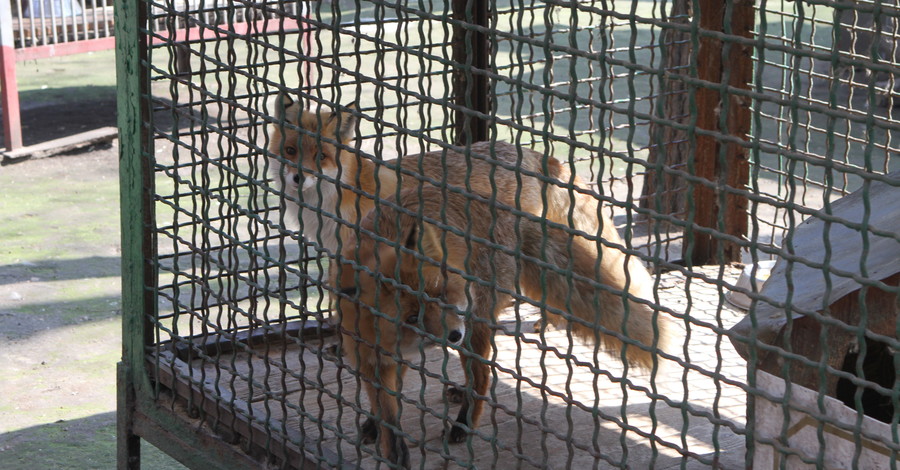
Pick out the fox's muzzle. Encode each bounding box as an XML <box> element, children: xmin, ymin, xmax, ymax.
<box><xmin>446</xmin><ymin>314</ymin><xmax>465</xmax><ymax>346</ymax></box>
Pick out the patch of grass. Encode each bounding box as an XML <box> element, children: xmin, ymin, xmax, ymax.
<box><xmin>0</xmin><ymin>161</ymin><xmax>120</xmax><ymax>265</ymax></box>
<box><xmin>16</xmin><ymin>50</ymin><xmax>117</xmax><ymax>106</ymax></box>
<box><xmin>0</xmin><ymin>416</ymin><xmax>185</xmax><ymax>470</ymax></box>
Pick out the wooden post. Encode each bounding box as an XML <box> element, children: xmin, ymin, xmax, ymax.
<box><xmin>720</xmin><ymin>0</ymin><xmax>753</xmax><ymax>263</ymax></box>
<box><xmin>0</xmin><ymin>2</ymin><xmax>23</xmax><ymax>150</ymax></box>
<box><xmin>451</xmin><ymin>0</ymin><xmax>490</xmax><ymax>145</ymax></box>
<box><xmin>642</xmin><ymin>0</ymin><xmax>692</xmax><ymax>233</ymax></box>
<box><xmin>688</xmin><ymin>0</ymin><xmax>753</xmax><ymax>265</ymax></box>
<box><xmin>116</xmin><ymin>0</ymin><xmax>152</xmax><ymax>466</ymax></box>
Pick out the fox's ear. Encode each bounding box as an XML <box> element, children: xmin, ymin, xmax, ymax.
<box><xmin>273</xmin><ymin>92</ymin><xmax>296</xmax><ymax>122</ymax></box>
<box><xmin>336</xmin><ymin>102</ymin><xmax>358</xmax><ymax>142</ymax></box>
<box><xmin>404</xmin><ymin>220</ymin><xmax>418</xmax><ymax>250</ymax></box>
<box><xmin>404</xmin><ymin>220</ymin><xmax>445</xmax><ymax>261</ymax></box>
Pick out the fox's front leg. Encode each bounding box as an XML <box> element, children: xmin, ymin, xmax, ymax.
<box><xmin>360</xmin><ymin>364</ymin><xmax>408</xmax><ymax>443</ymax></box>
<box><xmin>360</xmin><ymin>361</ymin><xmax>410</xmax><ymax>469</ymax></box>
<box><xmin>447</xmin><ymin>323</ymin><xmax>492</xmax><ymax>443</ymax></box>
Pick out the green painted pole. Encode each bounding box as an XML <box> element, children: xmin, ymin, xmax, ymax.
<box><xmin>116</xmin><ymin>0</ymin><xmax>152</xmax><ymax>467</ymax></box>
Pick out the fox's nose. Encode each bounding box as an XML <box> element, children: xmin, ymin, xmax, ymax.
<box><xmin>292</xmin><ymin>173</ymin><xmax>300</xmax><ymax>184</ymax></box>
<box><xmin>447</xmin><ymin>329</ymin><xmax>463</xmax><ymax>345</ymax></box>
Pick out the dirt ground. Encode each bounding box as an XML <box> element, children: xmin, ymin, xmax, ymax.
<box><xmin>0</xmin><ymin>100</ymin><xmax>185</xmax><ymax>469</ymax></box>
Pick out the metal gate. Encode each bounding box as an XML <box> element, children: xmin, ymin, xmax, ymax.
<box><xmin>117</xmin><ymin>0</ymin><xmax>900</xmax><ymax>468</ymax></box>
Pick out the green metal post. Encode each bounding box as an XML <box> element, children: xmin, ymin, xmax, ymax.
<box><xmin>116</xmin><ymin>0</ymin><xmax>153</xmax><ymax>467</ymax></box>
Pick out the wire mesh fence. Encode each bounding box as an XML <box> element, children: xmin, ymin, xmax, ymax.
<box><xmin>118</xmin><ymin>0</ymin><xmax>899</xmax><ymax>468</ymax></box>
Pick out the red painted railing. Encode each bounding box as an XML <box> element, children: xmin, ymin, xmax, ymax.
<box><xmin>1</xmin><ymin>0</ymin><xmax>302</xmax><ymax>151</ymax></box>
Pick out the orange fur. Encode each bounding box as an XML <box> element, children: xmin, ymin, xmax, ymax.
<box><xmin>267</xmin><ymin>97</ymin><xmax>671</xmax><ymax>468</ymax></box>
<box><xmin>335</xmin><ymin>188</ymin><xmax>671</xmax><ymax>468</ymax></box>
<box><xmin>267</xmin><ymin>95</ymin><xmax>614</xmax><ymax>257</ymax></box>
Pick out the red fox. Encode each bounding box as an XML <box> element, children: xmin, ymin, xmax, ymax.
<box><xmin>267</xmin><ymin>95</ymin><xmax>671</xmax><ymax>467</ymax></box>
<box><xmin>334</xmin><ymin>187</ymin><xmax>671</xmax><ymax>468</ymax></box>
<box><xmin>268</xmin><ymin>94</ymin><xmax>621</xmax><ymax>259</ymax></box>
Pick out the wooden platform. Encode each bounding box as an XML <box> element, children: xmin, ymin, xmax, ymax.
<box><xmin>152</xmin><ymin>266</ymin><xmax>749</xmax><ymax>469</ymax></box>
<box><xmin>1</xmin><ymin>127</ymin><xmax>117</xmax><ymax>164</ymax></box>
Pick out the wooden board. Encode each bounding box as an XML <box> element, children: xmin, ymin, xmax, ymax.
<box><xmin>730</xmin><ymin>171</ymin><xmax>900</xmax><ymax>360</ymax></box>
<box><xmin>1</xmin><ymin>126</ymin><xmax>117</xmax><ymax>163</ymax></box>
<box><xmin>156</xmin><ymin>266</ymin><xmax>749</xmax><ymax>469</ymax></box>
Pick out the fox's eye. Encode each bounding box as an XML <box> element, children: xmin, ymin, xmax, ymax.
<box><xmin>406</xmin><ymin>315</ymin><xmax>419</xmax><ymax>325</ymax></box>
<box><xmin>285</xmin><ymin>146</ymin><xmax>297</xmax><ymax>156</ymax></box>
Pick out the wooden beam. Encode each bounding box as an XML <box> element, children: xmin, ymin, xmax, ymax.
<box><xmin>0</xmin><ymin>4</ymin><xmax>22</xmax><ymax>151</ymax></box>
<box><xmin>642</xmin><ymin>0</ymin><xmax>692</xmax><ymax>231</ymax></box>
<box><xmin>115</xmin><ymin>0</ymin><xmax>153</xmax><ymax>466</ymax></box>
<box><xmin>452</xmin><ymin>0</ymin><xmax>490</xmax><ymax>145</ymax></box>
<box><xmin>0</xmin><ymin>126</ymin><xmax>118</xmax><ymax>164</ymax></box>
<box><xmin>721</xmin><ymin>0</ymin><xmax>753</xmax><ymax>263</ymax></box>
<box><xmin>170</xmin><ymin>319</ymin><xmax>334</xmax><ymax>363</ymax></box>
<box><xmin>687</xmin><ymin>0</ymin><xmax>753</xmax><ymax>265</ymax></box>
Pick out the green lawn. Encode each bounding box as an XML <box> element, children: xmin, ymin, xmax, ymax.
<box><xmin>16</xmin><ymin>49</ymin><xmax>117</xmax><ymax>106</ymax></box>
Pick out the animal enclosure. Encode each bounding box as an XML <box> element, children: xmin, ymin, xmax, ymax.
<box><xmin>117</xmin><ymin>0</ymin><xmax>900</xmax><ymax>468</ymax></box>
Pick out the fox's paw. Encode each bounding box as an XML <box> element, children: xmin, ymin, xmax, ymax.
<box><xmin>387</xmin><ymin>432</ymin><xmax>410</xmax><ymax>469</ymax></box>
<box><xmin>444</xmin><ymin>423</ymin><xmax>468</xmax><ymax>443</ymax></box>
<box><xmin>446</xmin><ymin>385</ymin><xmax>466</xmax><ymax>404</ymax></box>
<box><xmin>360</xmin><ymin>417</ymin><xmax>377</xmax><ymax>444</ymax></box>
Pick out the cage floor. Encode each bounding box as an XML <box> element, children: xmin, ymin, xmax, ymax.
<box><xmin>156</xmin><ymin>266</ymin><xmax>749</xmax><ymax>469</ymax></box>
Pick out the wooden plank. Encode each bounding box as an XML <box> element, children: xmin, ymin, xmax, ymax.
<box><xmin>687</xmin><ymin>0</ymin><xmax>753</xmax><ymax>265</ymax></box>
<box><xmin>0</xmin><ymin>4</ymin><xmax>22</xmax><ymax>151</ymax></box>
<box><xmin>170</xmin><ymin>319</ymin><xmax>334</xmax><ymax>363</ymax></box>
<box><xmin>730</xmin><ymin>172</ymin><xmax>900</xmax><ymax>361</ymax></box>
<box><xmin>151</xmin><ymin>351</ymin><xmax>352</xmax><ymax>470</ymax></box>
<box><xmin>131</xmin><ymin>404</ymin><xmax>266</xmax><ymax>470</ymax></box>
<box><xmin>153</xmin><ymin>267</ymin><xmax>747</xmax><ymax>468</ymax></box>
<box><xmin>451</xmin><ymin>0</ymin><xmax>490</xmax><ymax>145</ymax></box>
<box><xmin>1</xmin><ymin>126</ymin><xmax>118</xmax><ymax>163</ymax></box>
<box><xmin>223</xmin><ymin>350</ymin><xmax>308</xmax><ymax>406</ymax></box>
<box><xmin>15</xmin><ymin>36</ymin><xmax>116</xmax><ymax>61</ymax></box>
<box><xmin>271</xmin><ymin>268</ymin><xmax>748</xmax><ymax>468</ymax></box>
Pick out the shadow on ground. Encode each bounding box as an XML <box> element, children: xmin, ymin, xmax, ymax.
<box><xmin>0</xmin><ymin>256</ymin><xmax>122</xmax><ymax>286</ymax></box>
<box><xmin>0</xmin><ymin>412</ymin><xmax>184</xmax><ymax>470</ymax></box>
<box><xmin>2</xmin><ymin>87</ymin><xmax>117</xmax><ymax>148</ymax></box>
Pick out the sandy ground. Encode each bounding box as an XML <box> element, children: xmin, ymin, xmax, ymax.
<box><xmin>0</xmin><ymin>143</ymin><xmax>185</xmax><ymax>469</ymax></box>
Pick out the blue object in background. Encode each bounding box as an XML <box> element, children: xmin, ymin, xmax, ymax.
<box><xmin>23</xmin><ymin>0</ymin><xmax>84</xmax><ymax>18</ymax></box>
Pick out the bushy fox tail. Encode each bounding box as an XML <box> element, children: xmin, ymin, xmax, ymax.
<box><xmin>399</xmin><ymin>141</ymin><xmax>670</xmax><ymax>368</ymax></box>
<box><xmin>516</xmin><ymin>216</ymin><xmax>670</xmax><ymax>369</ymax></box>
<box><xmin>516</xmin><ymin>161</ymin><xmax>671</xmax><ymax>370</ymax></box>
